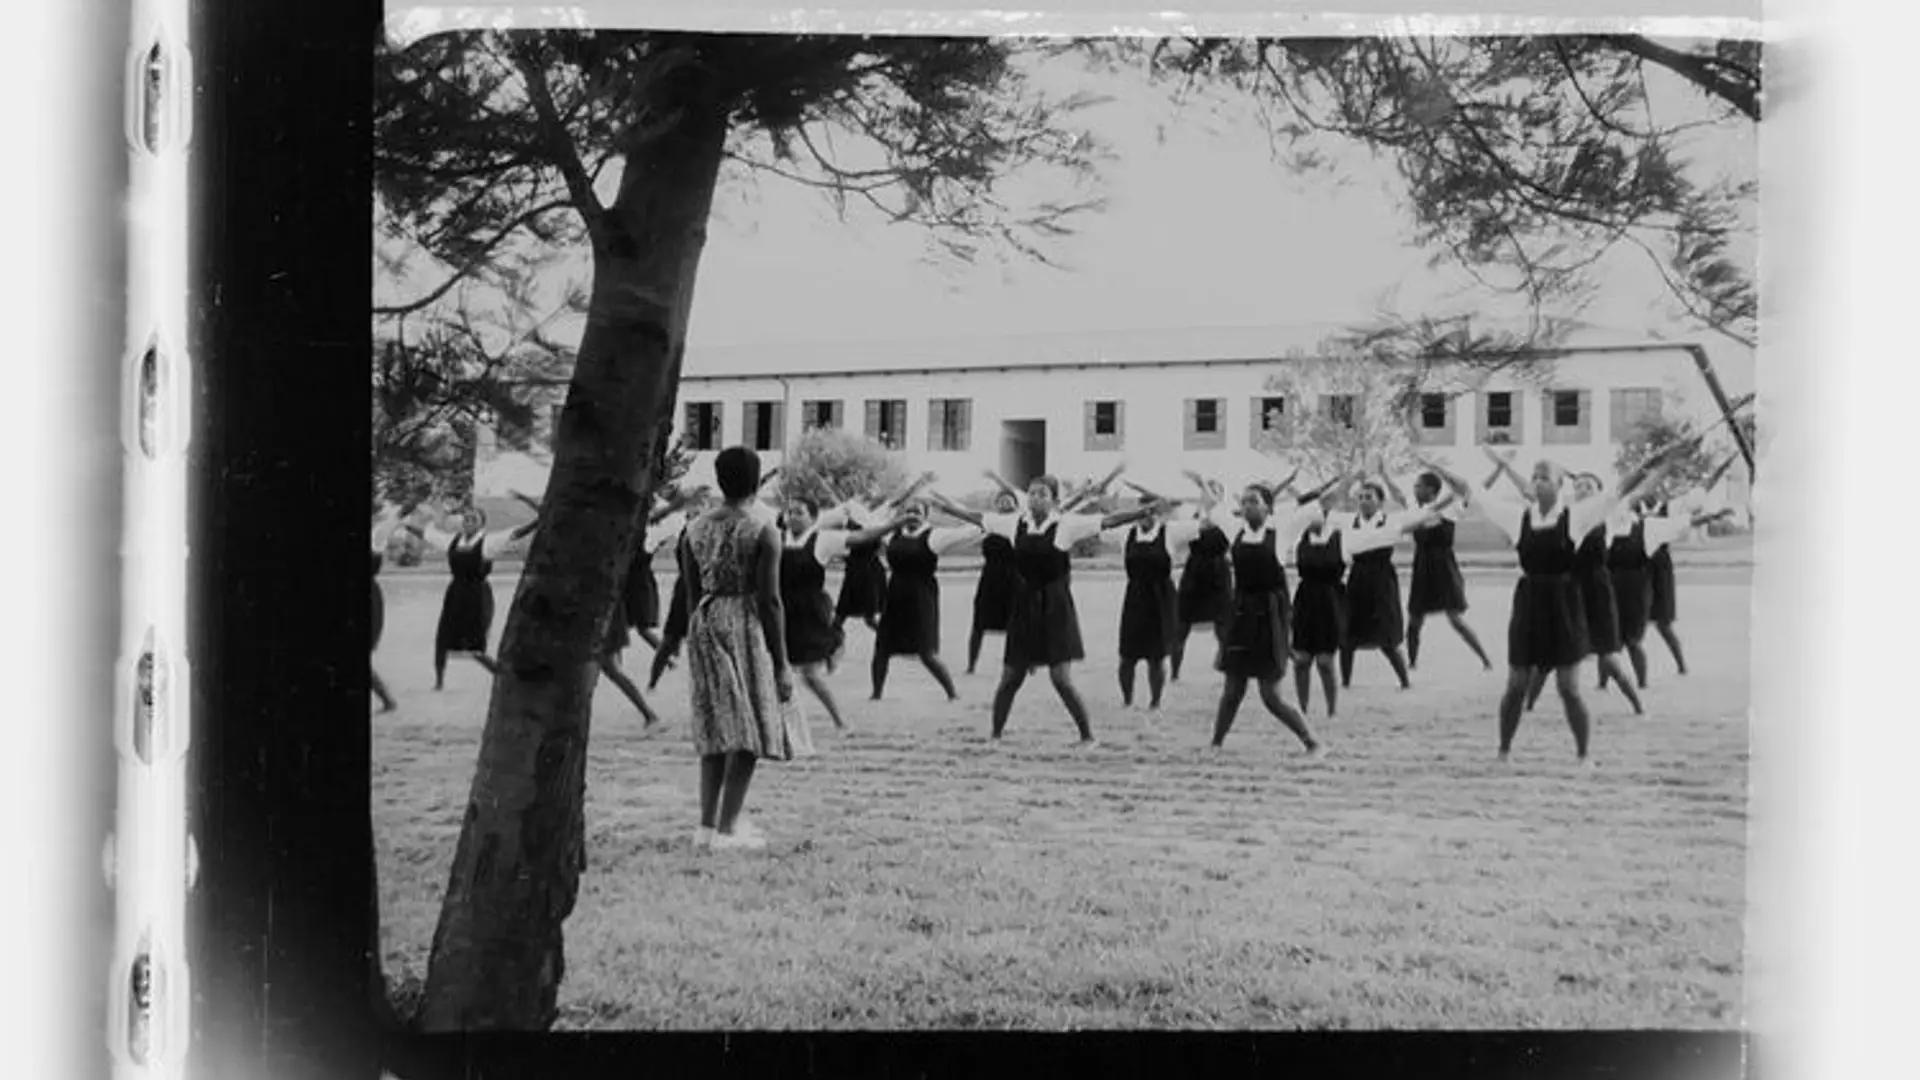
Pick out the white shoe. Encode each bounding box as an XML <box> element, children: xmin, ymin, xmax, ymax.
<box><xmin>711</xmin><ymin>830</ymin><xmax>767</xmax><ymax>851</ymax></box>
<box><xmin>693</xmin><ymin>827</ymin><xmax>714</xmax><ymax>850</ymax></box>
<box><xmin>731</xmin><ymin>817</ymin><xmax>764</xmax><ymax>841</ymax></box>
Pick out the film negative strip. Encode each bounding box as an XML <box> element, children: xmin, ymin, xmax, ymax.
<box><xmin>116</xmin><ymin>0</ymin><xmax>191</xmax><ymax>1076</ymax></box>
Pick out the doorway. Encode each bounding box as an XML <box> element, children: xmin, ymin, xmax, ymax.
<box><xmin>1000</xmin><ymin>419</ymin><xmax>1046</xmax><ymax>491</ymax></box>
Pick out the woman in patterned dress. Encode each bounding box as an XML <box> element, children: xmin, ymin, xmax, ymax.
<box><xmin>1475</xmin><ymin>443</ymin><xmax>1693</xmax><ymax>763</ymax></box>
<box><xmin>405</xmin><ymin>505</ymin><xmax>539</xmax><ymax>690</ymax></box>
<box><xmin>682</xmin><ymin>447</ymin><xmax>803</xmax><ymax>853</ymax></box>
<box><xmin>930</xmin><ymin>475</ymin><xmax>1167</xmax><ymax>747</ymax></box>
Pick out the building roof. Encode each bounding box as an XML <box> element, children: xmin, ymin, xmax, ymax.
<box><xmin>677</xmin><ymin>322</ymin><xmax>1709</xmax><ymax>383</ymax></box>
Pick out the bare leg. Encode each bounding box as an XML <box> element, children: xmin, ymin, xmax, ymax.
<box><xmin>1525</xmin><ymin>666</ymin><xmax>1550</xmax><ymax>711</ymax></box>
<box><xmin>1596</xmin><ymin>653</ymin><xmax>1644</xmax><ymax>714</ymax></box>
<box><xmin>715</xmin><ymin>751</ymin><xmax>759</xmax><ymax>834</ymax></box>
<box><xmin>1119</xmin><ymin>659</ymin><xmax>1138</xmax><ymax>707</ymax></box>
<box><xmin>1553</xmin><ymin>664</ymin><xmax>1593</xmax><ymax>760</ymax></box>
<box><xmin>598</xmin><ymin>655</ymin><xmax>660</xmax><ymax>727</ymax></box>
<box><xmin>1256</xmin><ymin>678</ymin><xmax>1319</xmax><ymax>751</ymax></box>
<box><xmin>1293</xmin><ymin>655</ymin><xmax>1312</xmax><ymax>712</ymax></box>
<box><xmin>990</xmin><ymin>664</ymin><xmax>1028</xmax><ymax>739</ymax></box>
<box><xmin>433</xmin><ymin>647</ymin><xmax>448</xmax><ymax>691</ymax></box>
<box><xmin>800</xmin><ymin>665</ymin><xmax>847</xmax><ymax>730</ymax></box>
<box><xmin>1447</xmin><ymin>612</ymin><xmax>1494</xmax><ymax>670</ymax></box>
<box><xmin>919</xmin><ymin>651</ymin><xmax>959</xmax><ymax>701</ymax></box>
<box><xmin>1498</xmin><ymin>666</ymin><xmax>1530</xmax><ymax>759</ymax></box>
<box><xmin>698</xmin><ymin>754</ymin><xmax>726</xmax><ymax>829</ymax></box>
<box><xmin>1211</xmin><ymin>674</ymin><xmax>1249</xmax><ymax>747</ymax></box>
<box><xmin>967</xmin><ymin>625</ymin><xmax>986</xmax><ymax>675</ymax></box>
<box><xmin>1339</xmin><ymin>646</ymin><xmax>1356</xmax><ymax>689</ymax></box>
<box><xmin>869</xmin><ymin>651</ymin><xmax>890</xmax><ymax>701</ymax></box>
<box><xmin>1383</xmin><ymin>645</ymin><xmax>1412</xmax><ymax>690</ymax></box>
<box><xmin>1170</xmin><ymin>623</ymin><xmax>1190</xmax><ymax>681</ymax></box>
<box><xmin>1047</xmin><ymin>663</ymin><xmax>1095</xmax><ymax>742</ymax></box>
<box><xmin>638</xmin><ymin>628</ymin><xmax>664</xmax><ymax>652</ymax></box>
<box><xmin>1626</xmin><ymin>642</ymin><xmax>1650</xmax><ymax>688</ymax></box>
<box><xmin>371</xmin><ymin>668</ymin><xmax>396</xmax><ymax>713</ymax></box>
<box><xmin>647</xmin><ymin>637</ymin><xmax>681</xmax><ymax>691</ymax></box>
<box><xmin>1146</xmin><ymin>658</ymin><xmax>1167</xmax><ymax>709</ymax></box>
<box><xmin>1315</xmin><ymin>654</ymin><xmax>1339</xmax><ymax>717</ymax></box>
<box><xmin>1406</xmin><ymin>613</ymin><xmax>1426</xmax><ymax>669</ymax></box>
<box><xmin>470</xmin><ymin>653</ymin><xmax>501</xmax><ymax>675</ymax></box>
<box><xmin>1655</xmin><ymin>621</ymin><xmax>1689</xmax><ymax>675</ymax></box>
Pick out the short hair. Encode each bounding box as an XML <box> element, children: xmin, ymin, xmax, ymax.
<box><xmin>786</xmin><ymin>495</ymin><xmax>819</xmax><ymax>519</ymax></box>
<box><xmin>714</xmin><ymin>446</ymin><xmax>762</xmax><ymax>500</ymax></box>
<box><xmin>1416</xmin><ymin>471</ymin><xmax>1442</xmax><ymax>491</ymax></box>
<box><xmin>461</xmin><ymin>505</ymin><xmax>488</xmax><ymax>526</ymax></box>
<box><xmin>1029</xmin><ymin>475</ymin><xmax>1062</xmax><ymax>500</ymax></box>
<box><xmin>992</xmin><ymin>490</ymin><xmax>1019</xmax><ymax>510</ymax></box>
<box><xmin>1243</xmin><ymin>483</ymin><xmax>1275</xmax><ymax>508</ymax></box>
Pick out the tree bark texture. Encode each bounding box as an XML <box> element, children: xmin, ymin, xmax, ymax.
<box><xmin>418</xmin><ymin>66</ymin><xmax>732</xmax><ymax>1031</ymax></box>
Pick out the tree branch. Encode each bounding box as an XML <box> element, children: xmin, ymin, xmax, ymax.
<box><xmin>372</xmin><ymin>198</ymin><xmax>574</xmax><ymax>317</ymax></box>
<box><xmin>506</xmin><ymin>39</ymin><xmax>608</xmax><ymax>243</ymax></box>
<box><xmin>1605</xmin><ymin>36</ymin><xmax>1760</xmax><ymax>121</ymax></box>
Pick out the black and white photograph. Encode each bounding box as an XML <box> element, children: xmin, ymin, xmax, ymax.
<box><xmin>364</xmin><ymin>17</ymin><xmax>1769</xmax><ymax>1037</ymax></box>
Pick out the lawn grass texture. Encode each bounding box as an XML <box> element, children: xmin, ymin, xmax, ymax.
<box><xmin>375</xmin><ymin>566</ymin><xmax>1750</xmax><ymax>1030</ymax></box>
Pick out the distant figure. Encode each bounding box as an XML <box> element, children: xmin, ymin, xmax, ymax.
<box><xmin>1399</xmin><ymin>468</ymin><xmax>1493</xmax><ymax>672</ymax></box>
<box><xmin>967</xmin><ymin>490</ymin><xmax>1021</xmax><ymax>675</ymax></box>
<box><xmin>369</xmin><ymin>507</ymin><xmax>401</xmax><ymax>713</ymax></box>
<box><xmin>681</xmin><ymin>447</ymin><xmax>804</xmax><ymax>852</ymax></box>
<box><xmin>779</xmin><ymin>495</ymin><xmax>905</xmax><ymax>730</ymax></box>
<box><xmin>870</xmin><ymin>499</ymin><xmax>975</xmax><ymax>702</ymax></box>
<box><xmin>405</xmin><ymin>505</ymin><xmax>537</xmax><ymax>690</ymax></box>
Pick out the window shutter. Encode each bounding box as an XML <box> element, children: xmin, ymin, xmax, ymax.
<box><xmin>1184</xmin><ymin>398</ymin><xmax>1196</xmax><ymax>436</ymax></box>
<box><xmin>1114</xmin><ymin>400</ymin><xmax>1125</xmax><ymax>448</ymax></box>
<box><xmin>892</xmin><ymin>400</ymin><xmax>906</xmax><ymax>448</ymax></box>
<box><xmin>1084</xmin><ymin>400</ymin><xmax>1098</xmax><ymax>449</ymax></box>
<box><xmin>1476</xmin><ymin>392</ymin><xmax>1489</xmax><ymax>445</ymax></box>
<box><xmin>829</xmin><ymin>400</ymin><xmax>843</xmax><ymax>429</ymax></box>
<box><xmin>865</xmin><ymin>399</ymin><xmax>881</xmax><ymax>441</ymax></box>
<box><xmin>772</xmin><ymin>401</ymin><xmax>786</xmax><ymax>450</ymax></box>
<box><xmin>959</xmin><ymin>399</ymin><xmax>972</xmax><ymax>452</ymax></box>
<box><xmin>1250</xmin><ymin>397</ymin><xmax>1263</xmax><ymax>448</ymax></box>
<box><xmin>928</xmin><ymin>400</ymin><xmax>941</xmax><ymax>451</ymax></box>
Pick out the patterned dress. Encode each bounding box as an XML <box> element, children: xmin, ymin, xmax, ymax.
<box><xmin>684</xmin><ymin>510</ymin><xmax>808</xmax><ymax>760</ymax></box>
<box><xmin>434</xmin><ymin>533</ymin><xmax>495</xmax><ymax>654</ymax></box>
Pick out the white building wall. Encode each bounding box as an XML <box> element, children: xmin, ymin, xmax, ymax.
<box><xmin>476</xmin><ymin>348</ymin><xmax>1738</xmax><ymax>499</ymax></box>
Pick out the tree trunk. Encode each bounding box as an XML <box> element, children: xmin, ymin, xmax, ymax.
<box><xmin>417</xmin><ymin>73</ymin><xmax>732</xmax><ymax>1031</ymax></box>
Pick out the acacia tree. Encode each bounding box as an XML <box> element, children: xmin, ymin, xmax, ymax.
<box><xmin>375</xmin><ymin>29</ymin><xmax>1106</xmax><ymax>1029</ymax></box>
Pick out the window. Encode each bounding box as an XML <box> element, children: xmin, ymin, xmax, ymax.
<box><xmin>1609</xmin><ymin>388</ymin><xmax>1663</xmax><ymax>442</ymax></box>
<box><xmin>865</xmin><ymin>398</ymin><xmax>907</xmax><ymax>449</ymax></box>
<box><xmin>685</xmin><ymin>401</ymin><xmax>722</xmax><ymax>450</ymax></box>
<box><xmin>1487</xmin><ymin>392</ymin><xmax>1512</xmax><ymax>429</ymax></box>
<box><xmin>928</xmin><ymin>398</ymin><xmax>971</xmax><ymax>451</ymax></box>
<box><xmin>1477</xmin><ymin>390</ymin><xmax>1519</xmax><ymax>446</ymax></box>
<box><xmin>1323</xmin><ymin>394</ymin><xmax>1356</xmax><ymax>429</ymax></box>
<box><xmin>1184</xmin><ymin>398</ymin><xmax>1226</xmax><ymax>450</ymax></box>
<box><xmin>802</xmin><ymin>399</ymin><xmax>843</xmax><ymax>431</ymax></box>
<box><xmin>1250</xmin><ymin>396</ymin><xmax>1287</xmax><ymax>448</ymax></box>
<box><xmin>1542</xmin><ymin>389</ymin><xmax>1591</xmax><ymax>446</ymax></box>
<box><xmin>744</xmin><ymin>400</ymin><xmax>784</xmax><ymax>451</ymax></box>
<box><xmin>1415</xmin><ymin>393</ymin><xmax>1456</xmax><ymax>447</ymax></box>
<box><xmin>1085</xmin><ymin>400</ymin><xmax>1124</xmax><ymax>451</ymax></box>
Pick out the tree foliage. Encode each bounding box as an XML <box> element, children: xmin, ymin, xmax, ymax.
<box><xmin>1125</xmin><ymin>35</ymin><xmax>1760</xmax><ymax>346</ymax></box>
<box><xmin>1612</xmin><ymin>395</ymin><xmax>1754</xmax><ymax>505</ymax></box>
<box><xmin>776</xmin><ymin>426</ymin><xmax>912</xmax><ymax>508</ymax></box>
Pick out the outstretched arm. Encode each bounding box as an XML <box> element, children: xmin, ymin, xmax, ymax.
<box><xmin>1481</xmin><ymin>447</ymin><xmax>1532</xmax><ymax>499</ymax></box>
<box><xmin>925</xmin><ymin>491</ymin><xmax>987</xmax><ymax>531</ymax></box>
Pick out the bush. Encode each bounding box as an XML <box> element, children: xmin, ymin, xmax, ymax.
<box><xmin>779</xmin><ymin>427</ymin><xmax>911</xmax><ymax>508</ymax></box>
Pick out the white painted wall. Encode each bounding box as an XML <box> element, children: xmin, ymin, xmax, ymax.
<box><xmin>475</xmin><ymin>348</ymin><xmax>1739</xmax><ymax>499</ymax></box>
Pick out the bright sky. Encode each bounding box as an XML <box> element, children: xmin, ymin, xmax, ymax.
<box><xmin>376</xmin><ymin>40</ymin><xmax>1758</xmax><ymax>380</ymax></box>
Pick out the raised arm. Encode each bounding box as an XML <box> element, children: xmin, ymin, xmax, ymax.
<box><xmin>1481</xmin><ymin>447</ymin><xmax>1531</xmax><ymax>499</ymax></box>
<box><xmin>924</xmin><ymin>491</ymin><xmax>988</xmax><ymax>532</ymax></box>
<box><xmin>1064</xmin><ymin>461</ymin><xmax>1128</xmax><ymax>513</ymax></box>
<box><xmin>1094</xmin><ymin>496</ymin><xmax>1171</xmax><ymax>535</ymax></box>
<box><xmin>1378</xmin><ymin>464</ymin><xmax>1411</xmax><ymax>510</ymax></box>
<box><xmin>1473</xmin><ymin>485</ymin><xmax>1530</xmax><ymax>546</ymax></box>
<box><xmin>1418</xmin><ymin>457</ymin><xmax>1476</xmax><ymax>505</ymax></box>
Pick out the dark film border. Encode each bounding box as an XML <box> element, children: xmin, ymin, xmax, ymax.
<box><xmin>187</xmin><ymin>0</ymin><xmax>1751</xmax><ymax>1075</ymax></box>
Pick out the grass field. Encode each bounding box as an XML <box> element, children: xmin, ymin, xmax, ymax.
<box><xmin>374</xmin><ymin>564</ymin><xmax>1751</xmax><ymax>1030</ymax></box>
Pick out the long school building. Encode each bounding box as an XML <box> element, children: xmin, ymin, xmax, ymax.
<box><xmin>474</xmin><ymin>327</ymin><xmax>1753</xmax><ymax>507</ymax></box>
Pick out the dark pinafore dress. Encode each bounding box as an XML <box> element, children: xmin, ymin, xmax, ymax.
<box><xmin>1574</xmin><ymin>524</ymin><xmax>1622</xmax><ymax>655</ymax></box>
<box><xmin>622</xmin><ymin>531</ymin><xmax>663</xmax><ymax>631</ymax></box>
<box><xmin>371</xmin><ymin>550</ymin><xmax>385</xmax><ymax>652</ymax></box>
<box><xmin>1291</xmin><ymin>526</ymin><xmax>1349</xmax><ymax>656</ymax></box>
<box><xmin>1648</xmin><ymin>533</ymin><xmax>1679</xmax><ymax>626</ymax></box>
<box><xmin>781</xmin><ymin>531</ymin><xmax>844</xmax><ymax>666</ymax></box>
<box><xmin>434</xmin><ymin>533</ymin><xmax>495</xmax><ymax>654</ymax></box>
<box><xmin>1004</xmin><ymin>516</ymin><xmax>1085</xmax><ymax>670</ymax></box>
<box><xmin>836</xmin><ymin>536</ymin><xmax>889</xmax><ymax>620</ymax></box>
<box><xmin>1343</xmin><ymin>514</ymin><xmax>1406</xmax><ymax>649</ymax></box>
<box><xmin>1407</xmin><ymin>514</ymin><xmax>1469</xmax><ymax>616</ymax></box>
<box><xmin>972</xmin><ymin>532</ymin><xmax>1018</xmax><ymax>633</ymax></box>
<box><xmin>1216</xmin><ymin>526</ymin><xmax>1291</xmax><ymax>680</ymax></box>
<box><xmin>1177</xmin><ymin>522</ymin><xmax>1234</xmax><ymax>628</ymax></box>
<box><xmin>1508</xmin><ymin>505</ymin><xmax>1590</xmax><ymax>669</ymax></box>
<box><xmin>1606</xmin><ymin>518</ymin><xmax>1653</xmax><ymax>647</ymax></box>
<box><xmin>876</xmin><ymin>528</ymin><xmax>942</xmax><ymax>657</ymax></box>
<box><xmin>1119</xmin><ymin>525</ymin><xmax>1181</xmax><ymax>662</ymax></box>
<box><xmin>663</xmin><ymin>533</ymin><xmax>692</xmax><ymax>640</ymax></box>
